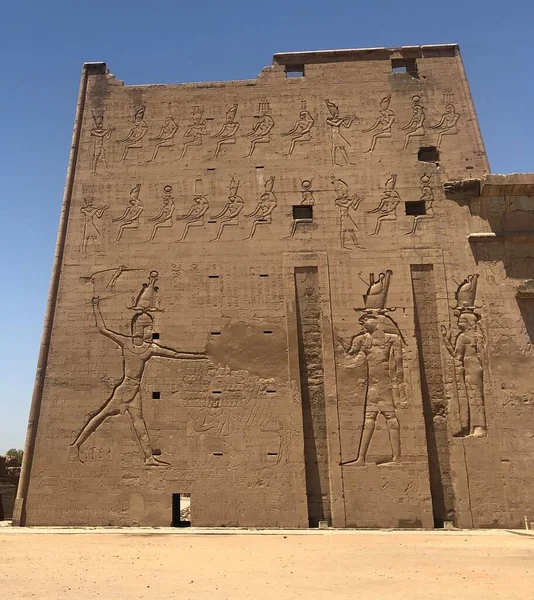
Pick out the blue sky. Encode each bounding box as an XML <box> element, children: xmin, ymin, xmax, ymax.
<box><xmin>1</xmin><ymin>0</ymin><xmax>533</xmax><ymax>452</ymax></box>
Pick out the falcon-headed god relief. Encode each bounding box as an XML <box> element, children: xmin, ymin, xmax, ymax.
<box><xmin>336</xmin><ymin>270</ymin><xmax>406</xmax><ymax>466</ymax></box>
<box><xmin>71</xmin><ymin>271</ymin><xmax>208</xmax><ymax>466</ymax></box>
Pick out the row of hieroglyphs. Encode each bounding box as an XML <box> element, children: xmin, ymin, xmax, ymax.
<box><xmin>80</xmin><ymin>173</ymin><xmax>435</xmax><ymax>253</ymax></box>
<box><xmin>90</xmin><ymin>94</ymin><xmax>461</xmax><ymax>173</ymax></box>
<box><xmin>69</xmin><ymin>267</ymin><xmax>486</xmax><ymax>468</ymax></box>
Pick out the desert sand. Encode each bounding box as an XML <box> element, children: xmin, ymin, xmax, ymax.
<box><xmin>1</xmin><ymin>529</ymin><xmax>532</xmax><ymax>599</ymax></box>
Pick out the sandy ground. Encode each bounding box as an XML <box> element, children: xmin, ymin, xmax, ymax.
<box><xmin>0</xmin><ymin>528</ymin><xmax>532</xmax><ymax>599</ymax></box>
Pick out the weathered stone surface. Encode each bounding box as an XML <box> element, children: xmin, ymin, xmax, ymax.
<box><xmin>17</xmin><ymin>45</ymin><xmax>534</xmax><ymax>529</ymax></box>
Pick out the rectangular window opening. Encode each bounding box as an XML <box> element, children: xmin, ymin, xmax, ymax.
<box><xmin>208</xmin><ymin>220</ymin><xmax>217</xmax><ymax>224</ymax></box>
<box><xmin>391</xmin><ymin>58</ymin><xmax>418</xmax><ymax>78</ymax></box>
<box><xmin>266</xmin><ymin>389</ymin><xmax>277</xmax><ymax>394</ymax></box>
<box><xmin>152</xmin><ymin>333</ymin><xmax>160</xmax><ymax>340</ymax></box>
<box><xmin>208</xmin><ymin>275</ymin><xmax>220</xmax><ymax>279</ymax></box>
<box><xmin>210</xmin><ymin>331</ymin><xmax>222</xmax><ymax>336</ymax></box>
<box><xmin>418</xmin><ymin>146</ymin><xmax>440</xmax><ymax>162</ymax></box>
<box><xmin>263</xmin><ymin>330</ymin><xmax>273</xmax><ymax>334</ymax></box>
<box><xmin>206</xmin><ymin>167</ymin><xmax>216</xmax><ymax>171</ymax></box>
<box><xmin>172</xmin><ymin>493</ymin><xmax>191</xmax><ymax>527</ymax></box>
<box><xmin>267</xmin><ymin>452</ymin><xmax>278</xmax><ymax>456</ymax></box>
<box><xmin>211</xmin><ymin>390</ymin><xmax>222</xmax><ymax>395</ymax></box>
<box><xmin>152</xmin><ymin>391</ymin><xmax>161</xmax><ymax>400</ymax></box>
<box><xmin>285</xmin><ymin>65</ymin><xmax>305</xmax><ymax>77</ymax></box>
<box><xmin>405</xmin><ymin>201</ymin><xmax>426</xmax><ymax>216</ymax></box>
<box><xmin>293</xmin><ymin>205</ymin><xmax>313</xmax><ymax>220</ymax></box>
<box><xmin>213</xmin><ymin>452</ymin><xmax>224</xmax><ymax>457</ymax></box>
<box><xmin>259</xmin><ymin>274</ymin><xmax>269</xmax><ymax>278</ymax></box>
<box><xmin>255</xmin><ymin>165</ymin><xmax>264</xmax><ymax>169</ymax></box>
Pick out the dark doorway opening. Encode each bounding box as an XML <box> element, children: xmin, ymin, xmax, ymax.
<box><xmin>171</xmin><ymin>493</ymin><xmax>191</xmax><ymax>527</ymax></box>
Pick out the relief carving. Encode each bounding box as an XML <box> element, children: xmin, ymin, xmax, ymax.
<box><xmin>113</xmin><ymin>184</ymin><xmax>144</xmax><ymax>242</ymax></box>
<box><xmin>431</xmin><ymin>98</ymin><xmax>460</xmax><ymax>147</ymax></box>
<box><xmin>90</xmin><ymin>113</ymin><xmax>115</xmax><ymax>175</ymax></box>
<box><xmin>441</xmin><ymin>274</ymin><xmax>488</xmax><ymax>437</ymax></box>
<box><xmin>147</xmin><ymin>185</ymin><xmax>175</xmax><ymax>241</ymax></box>
<box><xmin>406</xmin><ymin>173</ymin><xmax>435</xmax><ymax>235</ymax></box>
<box><xmin>211</xmin><ymin>104</ymin><xmax>240</xmax><ymax>159</ymax></box>
<box><xmin>401</xmin><ymin>95</ymin><xmax>426</xmax><ymax>150</ymax></box>
<box><xmin>71</xmin><ymin>271</ymin><xmax>208</xmax><ymax>466</ymax></box>
<box><xmin>281</xmin><ymin>101</ymin><xmax>315</xmax><ymax>157</ymax></box>
<box><xmin>148</xmin><ymin>116</ymin><xmax>178</xmax><ymax>162</ymax></box>
<box><xmin>363</xmin><ymin>96</ymin><xmax>395</xmax><ymax>153</ymax></box>
<box><xmin>244</xmin><ymin>176</ymin><xmax>277</xmax><ymax>239</ymax></box>
<box><xmin>118</xmin><ymin>107</ymin><xmax>149</xmax><ymax>162</ymax></box>
<box><xmin>81</xmin><ymin>197</ymin><xmax>109</xmax><ymax>255</ymax></box>
<box><xmin>336</xmin><ymin>270</ymin><xmax>406</xmax><ymax>466</ymax></box>
<box><xmin>285</xmin><ymin>179</ymin><xmax>315</xmax><ymax>239</ymax></box>
<box><xmin>325</xmin><ymin>100</ymin><xmax>354</xmax><ymax>165</ymax></box>
<box><xmin>179</xmin><ymin>106</ymin><xmax>208</xmax><ymax>160</ymax></box>
<box><xmin>367</xmin><ymin>175</ymin><xmax>400</xmax><ymax>235</ymax></box>
<box><xmin>243</xmin><ymin>101</ymin><xmax>274</xmax><ymax>158</ymax></box>
<box><xmin>176</xmin><ymin>179</ymin><xmax>209</xmax><ymax>241</ymax></box>
<box><xmin>331</xmin><ymin>176</ymin><xmax>362</xmax><ymax>250</ymax></box>
<box><xmin>209</xmin><ymin>177</ymin><xmax>244</xmax><ymax>241</ymax></box>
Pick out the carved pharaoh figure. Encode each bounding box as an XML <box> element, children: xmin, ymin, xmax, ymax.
<box><xmin>431</xmin><ymin>103</ymin><xmax>460</xmax><ymax>147</ymax></box>
<box><xmin>179</xmin><ymin>106</ymin><xmax>208</xmax><ymax>160</ymax></box>
<box><xmin>90</xmin><ymin>113</ymin><xmax>115</xmax><ymax>174</ymax></box>
<box><xmin>336</xmin><ymin>270</ymin><xmax>406</xmax><ymax>466</ymax></box>
<box><xmin>401</xmin><ymin>95</ymin><xmax>426</xmax><ymax>150</ymax></box>
<box><xmin>281</xmin><ymin>101</ymin><xmax>315</xmax><ymax>157</ymax></box>
<box><xmin>243</xmin><ymin>101</ymin><xmax>274</xmax><ymax>158</ymax></box>
<box><xmin>80</xmin><ymin>197</ymin><xmax>109</xmax><ymax>255</ymax></box>
<box><xmin>244</xmin><ymin>176</ymin><xmax>277</xmax><ymax>240</ymax></box>
<box><xmin>113</xmin><ymin>184</ymin><xmax>144</xmax><ymax>242</ymax></box>
<box><xmin>363</xmin><ymin>95</ymin><xmax>395</xmax><ymax>153</ymax></box>
<box><xmin>367</xmin><ymin>175</ymin><xmax>400</xmax><ymax>235</ymax></box>
<box><xmin>441</xmin><ymin>274</ymin><xmax>487</xmax><ymax>437</ymax></box>
<box><xmin>331</xmin><ymin>176</ymin><xmax>362</xmax><ymax>249</ymax></box>
<box><xmin>148</xmin><ymin>116</ymin><xmax>178</xmax><ymax>162</ymax></box>
<box><xmin>176</xmin><ymin>179</ymin><xmax>210</xmax><ymax>241</ymax></box>
<box><xmin>147</xmin><ymin>185</ymin><xmax>175</xmax><ymax>241</ymax></box>
<box><xmin>71</xmin><ymin>271</ymin><xmax>208</xmax><ymax>466</ymax></box>
<box><xmin>406</xmin><ymin>173</ymin><xmax>435</xmax><ymax>235</ymax></box>
<box><xmin>209</xmin><ymin>177</ymin><xmax>245</xmax><ymax>241</ymax></box>
<box><xmin>325</xmin><ymin>100</ymin><xmax>354</xmax><ymax>165</ymax></box>
<box><xmin>211</xmin><ymin>104</ymin><xmax>240</xmax><ymax>158</ymax></box>
<box><xmin>118</xmin><ymin>107</ymin><xmax>149</xmax><ymax>161</ymax></box>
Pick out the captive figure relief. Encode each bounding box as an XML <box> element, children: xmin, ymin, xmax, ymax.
<box><xmin>336</xmin><ymin>270</ymin><xmax>406</xmax><ymax>466</ymax></box>
<box><xmin>71</xmin><ymin>271</ymin><xmax>208</xmax><ymax>466</ymax></box>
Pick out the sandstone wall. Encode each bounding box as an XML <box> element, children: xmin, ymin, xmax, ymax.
<box><xmin>20</xmin><ymin>46</ymin><xmax>532</xmax><ymax>528</ymax></box>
